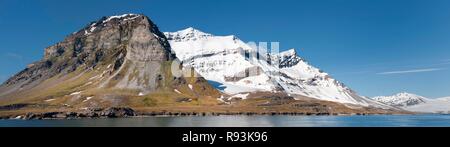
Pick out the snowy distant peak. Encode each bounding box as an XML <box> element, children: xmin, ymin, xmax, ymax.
<box><xmin>373</xmin><ymin>93</ymin><xmax>450</xmax><ymax>113</ymax></box>
<box><xmin>373</xmin><ymin>92</ymin><xmax>428</xmax><ymax>100</ymax></box>
<box><xmin>164</xmin><ymin>27</ymin><xmax>215</xmax><ymax>42</ymax></box>
<box><xmin>372</xmin><ymin>92</ymin><xmax>429</xmax><ymax>107</ymax></box>
<box><xmin>395</xmin><ymin>92</ymin><xmax>424</xmax><ymax>98</ymax></box>
<box><xmin>178</xmin><ymin>27</ymin><xmax>211</xmax><ymax>36</ymax></box>
<box><xmin>438</xmin><ymin>97</ymin><xmax>450</xmax><ymax>101</ymax></box>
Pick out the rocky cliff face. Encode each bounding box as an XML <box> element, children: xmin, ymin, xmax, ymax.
<box><xmin>0</xmin><ymin>14</ymin><xmax>219</xmax><ymax>107</ymax></box>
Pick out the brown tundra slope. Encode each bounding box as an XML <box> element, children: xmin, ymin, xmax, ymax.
<box><xmin>0</xmin><ymin>14</ymin><xmax>405</xmax><ymax>118</ymax></box>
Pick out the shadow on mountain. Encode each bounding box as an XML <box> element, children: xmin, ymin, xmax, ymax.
<box><xmin>207</xmin><ymin>80</ymin><xmax>226</xmax><ymax>91</ymax></box>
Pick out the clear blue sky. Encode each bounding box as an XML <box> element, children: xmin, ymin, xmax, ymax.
<box><xmin>1</xmin><ymin>0</ymin><xmax>449</xmax><ymax>98</ymax></box>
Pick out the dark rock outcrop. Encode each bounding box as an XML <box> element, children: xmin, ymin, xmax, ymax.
<box><xmin>19</xmin><ymin>107</ymin><xmax>135</xmax><ymax>120</ymax></box>
<box><xmin>100</xmin><ymin>107</ymin><xmax>135</xmax><ymax>118</ymax></box>
<box><xmin>0</xmin><ymin>103</ymin><xmax>29</xmax><ymax>110</ymax></box>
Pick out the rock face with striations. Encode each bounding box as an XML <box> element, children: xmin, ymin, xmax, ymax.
<box><xmin>0</xmin><ymin>14</ymin><xmax>219</xmax><ymax>107</ymax></box>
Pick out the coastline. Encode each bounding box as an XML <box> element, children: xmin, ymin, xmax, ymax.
<box><xmin>0</xmin><ymin>107</ymin><xmax>414</xmax><ymax>120</ymax></box>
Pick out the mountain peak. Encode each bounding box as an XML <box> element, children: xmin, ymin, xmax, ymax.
<box><xmin>279</xmin><ymin>49</ymin><xmax>297</xmax><ymax>57</ymax></box>
<box><xmin>0</xmin><ymin>14</ymin><xmax>217</xmax><ymax>106</ymax></box>
<box><xmin>179</xmin><ymin>27</ymin><xmax>196</xmax><ymax>32</ymax></box>
<box><xmin>178</xmin><ymin>27</ymin><xmax>207</xmax><ymax>34</ymax></box>
<box><xmin>372</xmin><ymin>92</ymin><xmax>428</xmax><ymax>107</ymax></box>
<box><xmin>4</xmin><ymin>13</ymin><xmax>175</xmax><ymax>91</ymax></box>
<box><xmin>395</xmin><ymin>92</ymin><xmax>418</xmax><ymax>96</ymax></box>
<box><xmin>49</xmin><ymin>13</ymin><xmax>172</xmax><ymax>61</ymax></box>
<box><xmin>164</xmin><ymin>27</ymin><xmax>213</xmax><ymax>42</ymax></box>
<box><xmin>374</xmin><ymin>92</ymin><xmax>426</xmax><ymax>100</ymax></box>
<box><xmin>72</xmin><ymin>13</ymin><xmax>164</xmax><ymax>38</ymax></box>
<box><xmin>104</xmin><ymin>13</ymin><xmax>141</xmax><ymax>21</ymax></box>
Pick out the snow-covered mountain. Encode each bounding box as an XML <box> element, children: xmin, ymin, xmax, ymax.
<box><xmin>165</xmin><ymin>27</ymin><xmax>278</xmax><ymax>94</ymax></box>
<box><xmin>406</xmin><ymin>97</ymin><xmax>450</xmax><ymax>113</ymax></box>
<box><xmin>164</xmin><ymin>27</ymin><xmax>387</xmax><ymax>107</ymax></box>
<box><xmin>372</xmin><ymin>92</ymin><xmax>428</xmax><ymax>107</ymax></box>
<box><xmin>373</xmin><ymin>93</ymin><xmax>450</xmax><ymax>113</ymax></box>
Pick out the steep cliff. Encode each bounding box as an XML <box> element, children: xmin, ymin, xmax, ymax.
<box><xmin>0</xmin><ymin>14</ymin><xmax>220</xmax><ymax>109</ymax></box>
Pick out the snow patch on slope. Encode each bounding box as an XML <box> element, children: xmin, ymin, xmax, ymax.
<box><xmin>83</xmin><ymin>14</ymin><xmax>141</xmax><ymax>36</ymax></box>
<box><xmin>230</xmin><ymin>93</ymin><xmax>250</xmax><ymax>100</ymax></box>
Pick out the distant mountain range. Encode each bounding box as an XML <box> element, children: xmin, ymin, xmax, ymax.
<box><xmin>372</xmin><ymin>92</ymin><xmax>450</xmax><ymax>113</ymax></box>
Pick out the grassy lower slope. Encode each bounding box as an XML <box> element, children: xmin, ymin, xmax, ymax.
<box><xmin>0</xmin><ymin>61</ymin><xmax>407</xmax><ymax>117</ymax></box>
<box><xmin>0</xmin><ymin>60</ymin><xmax>222</xmax><ymax>115</ymax></box>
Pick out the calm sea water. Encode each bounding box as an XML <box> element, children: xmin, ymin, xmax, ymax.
<box><xmin>1</xmin><ymin>114</ymin><xmax>449</xmax><ymax>127</ymax></box>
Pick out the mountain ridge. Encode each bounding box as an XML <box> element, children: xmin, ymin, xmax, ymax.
<box><xmin>164</xmin><ymin>27</ymin><xmax>390</xmax><ymax>108</ymax></box>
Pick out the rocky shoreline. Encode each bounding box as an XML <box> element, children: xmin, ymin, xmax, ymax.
<box><xmin>0</xmin><ymin>107</ymin><xmax>405</xmax><ymax>120</ymax></box>
<box><xmin>1</xmin><ymin>107</ymin><xmax>136</xmax><ymax>120</ymax></box>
